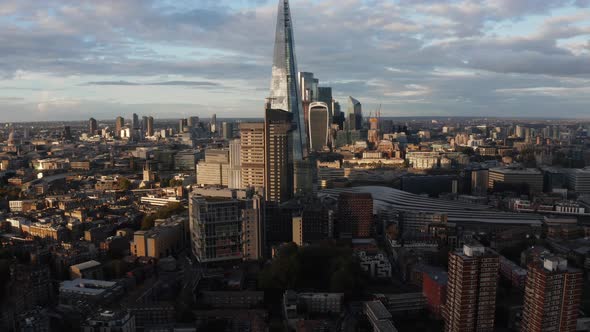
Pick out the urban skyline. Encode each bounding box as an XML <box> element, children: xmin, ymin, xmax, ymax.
<box><xmin>1</xmin><ymin>1</ymin><xmax>590</xmax><ymax>331</ymax></box>
<box><xmin>0</xmin><ymin>0</ymin><xmax>589</xmax><ymax>121</ymax></box>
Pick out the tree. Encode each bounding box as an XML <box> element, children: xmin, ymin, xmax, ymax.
<box><xmin>118</xmin><ymin>177</ymin><xmax>132</xmax><ymax>191</ymax></box>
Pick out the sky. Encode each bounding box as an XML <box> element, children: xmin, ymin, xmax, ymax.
<box><xmin>0</xmin><ymin>0</ymin><xmax>589</xmax><ymax>122</ymax></box>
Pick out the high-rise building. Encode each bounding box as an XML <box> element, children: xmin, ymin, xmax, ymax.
<box><xmin>444</xmin><ymin>244</ymin><xmax>499</xmax><ymax>332</ymax></box>
<box><xmin>210</xmin><ymin>114</ymin><xmax>217</xmax><ymax>133</ymax></box>
<box><xmin>265</xmin><ymin>108</ymin><xmax>292</xmax><ymax>203</ymax></box>
<box><xmin>115</xmin><ymin>116</ymin><xmax>124</xmax><ymax>138</ymax></box>
<box><xmin>240</xmin><ymin>123</ymin><xmax>265</xmax><ymax>189</ymax></box>
<box><xmin>63</xmin><ymin>126</ymin><xmax>72</xmax><ymax>140</ymax></box>
<box><xmin>308</xmin><ymin>102</ymin><xmax>329</xmax><ymax>152</ymax></box>
<box><xmin>146</xmin><ymin>116</ymin><xmax>154</xmax><ymax>137</ymax></box>
<box><xmin>179</xmin><ymin>118</ymin><xmax>188</xmax><ymax>133</ymax></box>
<box><xmin>132</xmin><ymin>113</ymin><xmax>139</xmax><ymax>129</ymax></box>
<box><xmin>317</xmin><ymin>87</ymin><xmax>333</xmax><ymax>115</ymax></box>
<box><xmin>189</xmin><ymin>189</ymin><xmax>261</xmax><ymax>263</ymax></box>
<box><xmin>89</xmin><ymin>118</ymin><xmax>98</xmax><ymax>135</ymax></box>
<box><xmin>228</xmin><ymin>139</ymin><xmax>243</xmax><ymax>190</ymax></box>
<box><xmin>269</xmin><ymin>0</ymin><xmax>308</xmax><ymax>162</ymax></box>
<box><xmin>337</xmin><ymin>192</ymin><xmax>373</xmax><ymax>238</ymax></box>
<box><xmin>521</xmin><ymin>257</ymin><xmax>582</xmax><ymax>332</ymax></box>
<box><xmin>347</xmin><ymin>97</ymin><xmax>362</xmax><ymax>131</ymax></box>
<box><xmin>222</xmin><ymin>122</ymin><xmax>234</xmax><ymax>140</ymax></box>
<box><xmin>187</xmin><ymin>116</ymin><xmax>199</xmax><ymax>128</ymax></box>
<box><xmin>142</xmin><ymin>116</ymin><xmax>148</xmax><ymax>132</ymax></box>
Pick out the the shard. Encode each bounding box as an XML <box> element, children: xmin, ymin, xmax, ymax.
<box><xmin>269</xmin><ymin>0</ymin><xmax>308</xmax><ymax>161</ymax></box>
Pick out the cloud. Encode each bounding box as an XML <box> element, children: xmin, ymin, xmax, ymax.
<box><xmin>0</xmin><ymin>0</ymin><xmax>589</xmax><ymax>120</ymax></box>
<box><xmin>84</xmin><ymin>80</ymin><xmax>220</xmax><ymax>87</ymax></box>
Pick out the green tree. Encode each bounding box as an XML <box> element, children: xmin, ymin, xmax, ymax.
<box><xmin>118</xmin><ymin>177</ymin><xmax>132</xmax><ymax>191</ymax></box>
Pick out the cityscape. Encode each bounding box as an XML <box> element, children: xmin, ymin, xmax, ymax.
<box><xmin>1</xmin><ymin>1</ymin><xmax>590</xmax><ymax>332</ymax></box>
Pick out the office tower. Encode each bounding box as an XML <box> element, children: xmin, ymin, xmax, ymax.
<box><xmin>298</xmin><ymin>72</ymin><xmax>316</xmax><ymax>102</ymax></box>
<box><xmin>347</xmin><ymin>97</ymin><xmax>362</xmax><ymax>131</ymax></box>
<box><xmin>179</xmin><ymin>118</ymin><xmax>188</xmax><ymax>133</ymax></box>
<box><xmin>444</xmin><ymin>244</ymin><xmax>499</xmax><ymax>332</ymax></box>
<box><xmin>239</xmin><ymin>123</ymin><xmax>265</xmax><ymax>189</ymax></box>
<box><xmin>222</xmin><ymin>122</ymin><xmax>234</xmax><ymax>140</ymax></box>
<box><xmin>317</xmin><ymin>87</ymin><xmax>333</xmax><ymax>115</ymax></box>
<box><xmin>337</xmin><ymin>192</ymin><xmax>373</xmax><ymax>238</ymax></box>
<box><xmin>269</xmin><ymin>0</ymin><xmax>308</xmax><ymax>161</ymax></box>
<box><xmin>308</xmin><ymin>102</ymin><xmax>329</xmax><ymax>152</ymax></box>
<box><xmin>228</xmin><ymin>139</ymin><xmax>243</xmax><ymax>189</ymax></box>
<box><xmin>146</xmin><ymin>116</ymin><xmax>154</xmax><ymax>137</ymax></box>
<box><xmin>142</xmin><ymin>116</ymin><xmax>148</xmax><ymax>132</ymax></box>
<box><xmin>521</xmin><ymin>257</ymin><xmax>582</xmax><ymax>332</ymax></box>
<box><xmin>196</xmin><ymin>149</ymin><xmax>230</xmax><ymax>187</ymax></box>
<box><xmin>115</xmin><ymin>116</ymin><xmax>124</xmax><ymax>138</ymax></box>
<box><xmin>23</xmin><ymin>127</ymin><xmax>30</xmax><ymax>140</ymax></box>
<box><xmin>187</xmin><ymin>116</ymin><xmax>199</xmax><ymax>128</ymax></box>
<box><xmin>210</xmin><ymin>114</ymin><xmax>217</xmax><ymax>133</ymax></box>
<box><xmin>89</xmin><ymin>118</ymin><xmax>98</xmax><ymax>135</ymax></box>
<box><xmin>132</xmin><ymin>113</ymin><xmax>139</xmax><ymax>129</ymax></box>
<box><xmin>265</xmin><ymin>108</ymin><xmax>293</xmax><ymax>203</ymax></box>
<box><xmin>189</xmin><ymin>190</ymin><xmax>259</xmax><ymax>263</ymax></box>
<box><xmin>333</xmin><ymin>101</ymin><xmax>344</xmax><ymax>129</ymax></box>
<box><xmin>63</xmin><ymin>126</ymin><xmax>72</xmax><ymax>140</ymax></box>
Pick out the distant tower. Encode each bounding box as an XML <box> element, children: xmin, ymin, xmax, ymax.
<box><xmin>63</xmin><ymin>126</ymin><xmax>72</xmax><ymax>140</ymax></box>
<box><xmin>115</xmin><ymin>116</ymin><xmax>124</xmax><ymax>138</ymax></box>
<box><xmin>89</xmin><ymin>118</ymin><xmax>98</xmax><ymax>135</ymax></box>
<box><xmin>146</xmin><ymin>116</ymin><xmax>154</xmax><ymax>137</ymax></box>
<box><xmin>179</xmin><ymin>119</ymin><xmax>188</xmax><ymax>133</ymax></box>
<box><xmin>132</xmin><ymin>113</ymin><xmax>140</xmax><ymax>130</ymax></box>
<box><xmin>444</xmin><ymin>244</ymin><xmax>499</xmax><ymax>332</ymax></box>
<box><xmin>188</xmin><ymin>116</ymin><xmax>199</xmax><ymax>128</ymax></box>
<box><xmin>347</xmin><ymin>96</ymin><xmax>362</xmax><ymax>131</ymax></box>
<box><xmin>210</xmin><ymin>114</ymin><xmax>217</xmax><ymax>134</ymax></box>
<box><xmin>308</xmin><ymin>102</ymin><xmax>329</xmax><ymax>152</ymax></box>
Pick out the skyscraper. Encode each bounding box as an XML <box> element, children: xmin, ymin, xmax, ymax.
<box><xmin>444</xmin><ymin>244</ymin><xmax>499</xmax><ymax>332</ymax></box>
<box><xmin>210</xmin><ymin>114</ymin><xmax>217</xmax><ymax>134</ymax></box>
<box><xmin>89</xmin><ymin>118</ymin><xmax>97</xmax><ymax>135</ymax></box>
<box><xmin>240</xmin><ymin>123</ymin><xmax>265</xmax><ymax>189</ymax></box>
<box><xmin>269</xmin><ymin>0</ymin><xmax>308</xmax><ymax>161</ymax></box>
<box><xmin>187</xmin><ymin>116</ymin><xmax>199</xmax><ymax>128</ymax></box>
<box><xmin>63</xmin><ymin>126</ymin><xmax>72</xmax><ymax>140</ymax></box>
<box><xmin>142</xmin><ymin>116</ymin><xmax>148</xmax><ymax>132</ymax></box>
<box><xmin>115</xmin><ymin>116</ymin><xmax>124</xmax><ymax>138</ymax></box>
<box><xmin>146</xmin><ymin>116</ymin><xmax>154</xmax><ymax>137</ymax></box>
<box><xmin>347</xmin><ymin>97</ymin><xmax>362</xmax><ymax>131</ymax></box>
<box><xmin>265</xmin><ymin>108</ymin><xmax>292</xmax><ymax>203</ymax></box>
<box><xmin>308</xmin><ymin>102</ymin><xmax>329</xmax><ymax>152</ymax></box>
<box><xmin>521</xmin><ymin>257</ymin><xmax>582</xmax><ymax>332</ymax></box>
<box><xmin>179</xmin><ymin>118</ymin><xmax>188</xmax><ymax>133</ymax></box>
<box><xmin>132</xmin><ymin>113</ymin><xmax>139</xmax><ymax>130</ymax></box>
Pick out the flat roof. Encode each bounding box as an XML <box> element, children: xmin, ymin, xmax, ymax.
<box><xmin>70</xmin><ymin>260</ymin><xmax>101</xmax><ymax>270</ymax></box>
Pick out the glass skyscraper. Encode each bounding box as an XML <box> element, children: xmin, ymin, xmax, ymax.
<box><xmin>269</xmin><ymin>0</ymin><xmax>308</xmax><ymax>161</ymax></box>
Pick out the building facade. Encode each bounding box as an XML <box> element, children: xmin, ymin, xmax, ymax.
<box><xmin>444</xmin><ymin>244</ymin><xmax>499</xmax><ymax>332</ymax></box>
